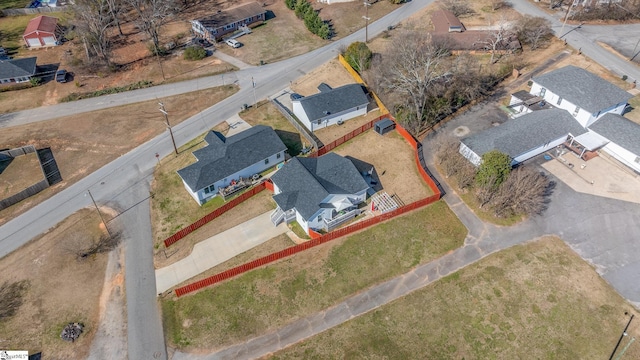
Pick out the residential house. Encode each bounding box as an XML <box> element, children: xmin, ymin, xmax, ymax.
<box><xmin>0</xmin><ymin>57</ymin><xmax>37</xmax><ymax>83</ymax></box>
<box><xmin>460</xmin><ymin>65</ymin><xmax>640</xmax><ymax>174</ymax></box>
<box><xmin>270</xmin><ymin>153</ymin><xmax>370</xmax><ymax>234</ymax></box>
<box><xmin>431</xmin><ymin>9</ymin><xmax>465</xmax><ymax>33</ymax></box>
<box><xmin>528</xmin><ymin>65</ymin><xmax>632</xmax><ymax>127</ymax></box>
<box><xmin>191</xmin><ymin>2</ymin><xmax>266</xmax><ymax>42</ymax></box>
<box><xmin>292</xmin><ymin>83</ymin><xmax>370</xmax><ymax>132</ymax></box>
<box><xmin>460</xmin><ymin>108</ymin><xmax>587</xmax><ymax>166</ymax></box>
<box><xmin>23</xmin><ymin>16</ymin><xmax>60</xmax><ymax>48</ymax></box>
<box><xmin>177</xmin><ymin>125</ymin><xmax>287</xmax><ymax>205</ymax></box>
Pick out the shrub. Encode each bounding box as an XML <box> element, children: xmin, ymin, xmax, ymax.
<box><xmin>184</xmin><ymin>46</ymin><xmax>207</xmax><ymax>61</ymax></box>
<box><xmin>343</xmin><ymin>41</ymin><xmax>373</xmax><ymax>73</ymax></box>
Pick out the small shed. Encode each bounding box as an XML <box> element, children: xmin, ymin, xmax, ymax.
<box><xmin>23</xmin><ymin>15</ymin><xmax>60</xmax><ymax>48</ymax></box>
<box><xmin>374</xmin><ymin>118</ymin><xmax>395</xmax><ymax>136</ymax></box>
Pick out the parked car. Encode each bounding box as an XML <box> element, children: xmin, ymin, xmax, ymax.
<box><xmin>55</xmin><ymin>69</ymin><xmax>67</xmax><ymax>83</ymax></box>
<box><xmin>225</xmin><ymin>39</ymin><xmax>241</xmax><ymax>48</ymax></box>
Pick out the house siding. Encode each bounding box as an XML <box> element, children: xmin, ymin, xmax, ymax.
<box><xmin>191</xmin><ymin>12</ymin><xmax>264</xmax><ymax>41</ymax></box>
<box><xmin>188</xmin><ymin>150</ymin><xmax>285</xmax><ymax>204</ymax></box>
<box><xmin>459</xmin><ymin>142</ymin><xmax>482</xmax><ymax>166</ymax></box>
<box><xmin>294</xmin><ymin>103</ymin><xmax>367</xmax><ymax>132</ymax></box>
<box><xmin>513</xmin><ymin>135</ymin><xmax>567</xmax><ymax>165</ymax></box>
<box><xmin>600</xmin><ymin>142</ymin><xmax>640</xmax><ymax>173</ymax></box>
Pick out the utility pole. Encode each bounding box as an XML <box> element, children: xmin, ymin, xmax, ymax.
<box><xmin>155</xmin><ymin>47</ymin><xmax>166</xmax><ymax>80</ymax></box>
<box><xmin>363</xmin><ymin>1</ymin><xmax>371</xmax><ymax>43</ymax></box>
<box><xmin>609</xmin><ymin>314</ymin><xmax>635</xmax><ymax>360</ymax></box>
<box><xmin>87</xmin><ymin>189</ymin><xmax>111</xmax><ymax>237</ymax></box>
<box><xmin>560</xmin><ymin>2</ymin><xmax>573</xmax><ymax>38</ymax></box>
<box><xmin>159</xmin><ymin>102</ymin><xmax>178</xmax><ymax>155</ymax></box>
<box><xmin>252</xmin><ymin>77</ymin><xmax>257</xmax><ymax>106</ymax></box>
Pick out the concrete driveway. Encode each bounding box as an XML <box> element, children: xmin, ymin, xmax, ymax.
<box><xmin>155</xmin><ymin>211</ymin><xmax>288</xmax><ymax>294</ymax></box>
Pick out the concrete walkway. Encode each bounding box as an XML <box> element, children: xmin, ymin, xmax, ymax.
<box><xmin>225</xmin><ymin>114</ymin><xmax>252</xmax><ymax>136</ymax></box>
<box><xmin>155</xmin><ymin>211</ymin><xmax>288</xmax><ymax>294</ymax></box>
<box><xmin>212</xmin><ymin>50</ymin><xmax>253</xmax><ymax>70</ymax></box>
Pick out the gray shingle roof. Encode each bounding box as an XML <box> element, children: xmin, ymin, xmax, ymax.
<box><xmin>270</xmin><ymin>153</ymin><xmax>369</xmax><ymax>220</ymax></box>
<box><xmin>177</xmin><ymin>125</ymin><xmax>286</xmax><ymax>192</ymax></box>
<box><xmin>297</xmin><ymin>84</ymin><xmax>369</xmax><ymax>123</ymax></box>
<box><xmin>0</xmin><ymin>57</ymin><xmax>37</xmax><ymax>80</ymax></box>
<box><xmin>196</xmin><ymin>2</ymin><xmax>265</xmax><ymax>29</ymax></box>
<box><xmin>462</xmin><ymin>108</ymin><xmax>587</xmax><ymax>159</ymax></box>
<box><xmin>532</xmin><ymin>65</ymin><xmax>632</xmax><ymax>113</ymax></box>
<box><xmin>589</xmin><ymin>113</ymin><xmax>640</xmax><ymax>156</ymax></box>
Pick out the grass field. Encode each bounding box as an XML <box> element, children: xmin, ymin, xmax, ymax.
<box><xmin>0</xmin><ymin>0</ymin><xmax>31</xmax><ymax>10</ymax></box>
<box><xmin>162</xmin><ymin>201</ymin><xmax>467</xmax><ymax>350</ymax></box>
<box><xmin>273</xmin><ymin>237</ymin><xmax>640</xmax><ymax>359</ymax></box>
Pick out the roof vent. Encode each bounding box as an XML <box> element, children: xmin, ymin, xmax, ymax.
<box><xmin>323</xmin><ymin>111</ymin><xmax>330</xmax><ymax>115</ymax></box>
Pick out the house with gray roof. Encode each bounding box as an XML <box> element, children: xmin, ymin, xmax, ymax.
<box><xmin>588</xmin><ymin>114</ymin><xmax>640</xmax><ymax>173</ymax></box>
<box><xmin>190</xmin><ymin>2</ymin><xmax>266</xmax><ymax>41</ymax></box>
<box><xmin>177</xmin><ymin>125</ymin><xmax>287</xmax><ymax>205</ymax></box>
<box><xmin>0</xmin><ymin>57</ymin><xmax>37</xmax><ymax>84</ymax></box>
<box><xmin>292</xmin><ymin>83</ymin><xmax>370</xmax><ymax>132</ymax></box>
<box><xmin>529</xmin><ymin>65</ymin><xmax>632</xmax><ymax>127</ymax></box>
<box><xmin>270</xmin><ymin>153</ymin><xmax>370</xmax><ymax>234</ymax></box>
<box><xmin>460</xmin><ymin>108</ymin><xmax>587</xmax><ymax>166</ymax></box>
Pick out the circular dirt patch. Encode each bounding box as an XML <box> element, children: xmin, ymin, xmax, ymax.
<box><xmin>453</xmin><ymin>126</ymin><xmax>470</xmax><ymax>137</ymax></box>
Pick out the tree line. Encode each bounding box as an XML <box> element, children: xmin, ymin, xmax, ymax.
<box><xmin>285</xmin><ymin>0</ymin><xmax>331</xmax><ymax>39</ymax></box>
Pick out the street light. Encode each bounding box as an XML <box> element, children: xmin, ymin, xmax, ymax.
<box><xmin>159</xmin><ymin>102</ymin><xmax>178</xmax><ymax>155</ymax></box>
<box><xmin>363</xmin><ymin>1</ymin><xmax>372</xmax><ymax>43</ymax></box>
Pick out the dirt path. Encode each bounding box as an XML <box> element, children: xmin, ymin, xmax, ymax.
<box><xmin>87</xmin><ymin>245</ymin><xmax>128</xmax><ymax>360</ymax></box>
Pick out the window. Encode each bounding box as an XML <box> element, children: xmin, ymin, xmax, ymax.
<box><xmin>573</xmin><ymin>106</ymin><xmax>580</xmax><ymax>116</ymax></box>
<box><xmin>277</xmin><ymin>153</ymin><xmax>281</xmax><ymax>159</ymax></box>
<box><xmin>557</xmin><ymin>97</ymin><xmax>562</xmax><ymax>105</ymax></box>
<box><xmin>265</xmin><ymin>158</ymin><xmax>269</xmax><ymax>165</ymax></box>
<box><xmin>635</xmin><ymin>157</ymin><xmax>640</xmax><ymax>164</ymax></box>
<box><xmin>317</xmin><ymin>214</ymin><xmax>323</xmax><ymax>222</ymax></box>
<box><xmin>539</xmin><ymin>88</ymin><xmax>546</xmax><ymax>97</ymax></box>
<box><xmin>317</xmin><ymin>120</ymin><xmax>322</xmax><ymax>125</ymax></box>
<box><xmin>204</xmin><ymin>187</ymin><xmax>210</xmax><ymax>194</ymax></box>
<box><xmin>224</xmin><ymin>23</ymin><xmax>235</xmax><ymax>30</ymax></box>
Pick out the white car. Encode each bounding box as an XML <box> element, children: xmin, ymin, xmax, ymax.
<box><xmin>225</xmin><ymin>39</ymin><xmax>241</xmax><ymax>48</ymax></box>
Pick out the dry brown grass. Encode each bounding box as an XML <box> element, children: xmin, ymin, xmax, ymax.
<box><xmin>290</xmin><ymin>58</ymin><xmax>357</xmax><ymax>96</ymax></box>
<box><xmin>0</xmin><ymin>209</ymin><xmax>110</xmax><ymax>358</ymax></box>
<box><xmin>0</xmin><ymin>152</ymin><xmax>43</xmax><ymax>199</ymax></box>
<box><xmin>0</xmin><ymin>85</ymin><xmax>238</xmax><ymax>227</ymax></box>
<box><xmin>333</xmin><ymin>130</ymin><xmax>432</xmax><ymax>204</ymax></box>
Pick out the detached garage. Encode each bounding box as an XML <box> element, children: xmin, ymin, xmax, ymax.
<box><xmin>23</xmin><ymin>16</ymin><xmax>60</xmax><ymax>48</ymax></box>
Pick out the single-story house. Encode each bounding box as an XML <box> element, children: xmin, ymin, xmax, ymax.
<box><xmin>292</xmin><ymin>83</ymin><xmax>370</xmax><ymax>132</ymax></box>
<box><xmin>431</xmin><ymin>9</ymin><xmax>466</xmax><ymax>33</ymax></box>
<box><xmin>23</xmin><ymin>15</ymin><xmax>60</xmax><ymax>48</ymax></box>
<box><xmin>177</xmin><ymin>125</ymin><xmax>287</xmax><ymax>205</ymax></box>
<box><xmin>191</xmin><ymin>2</ymin><xmax>266</xmax><ymax>41</ymax></box>
<box><xmin>528</xmin><ymin>65</ymin><xmax>632</xmax><ymax>128</ymax></box>
<box><xmin>270</xmin><ymin>153</ymin><xmax>370</xmax><ymax>234</ymax></box>
<box><xmin>0</xmin><ymin>57</ymin><xmax>37</xmax><ymax>83</ymax></box>
<box><xmin>459</xmin><ymin>108</ymin><xmax>587</xmax><ymax>166</ymax></box>
<box><xmin>588</xmin><ymin>114</ymin><xmax>640</xmax><ymax>173</ymax></box>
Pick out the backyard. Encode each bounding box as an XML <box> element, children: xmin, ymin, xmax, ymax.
<box><xmin>0</xmin><ymin>209</ymin><xmax>114</xmax><ymax>359</ymax></box>
<box><xmin>0</xmin><ymin>85</ymin><xmax>238</xmax><ymax>227</ymax></box>
<box><xmin>162</xmin><ymin>200</ymin><xmax>466</xmax><ymax>351</ymax></box>
<box><xmin>0</xmin><ymin>151</ymin><xmax>43</xmax><ymax>199</ymax></box>
<box><xmin>273</xmin><ymin>236</ymin><xmax>640</xmax><ymax>359</ymax></box>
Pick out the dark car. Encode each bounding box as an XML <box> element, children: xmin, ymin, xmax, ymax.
<box><xmin>55</xmin><ymin>69</ymin><xmax>67</xmax><ymax>83</ymax></box>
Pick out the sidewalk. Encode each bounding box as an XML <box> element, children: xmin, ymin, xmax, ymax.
<box><xmin>155</xmin><ymin>211</ymin><xmax>288</xmax><ymax>294</ymax></box>
<box><xmin>212</xmin><ymin>50</ymin><xmax>253</xmax><ymax>70</ymax></box>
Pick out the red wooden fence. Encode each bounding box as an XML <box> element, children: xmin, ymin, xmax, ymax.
<box><xmin>174</xmin><ymin>193</ymin><xmax>440</xmax><ymax>297</ymax></box>
<box><xmin>308</xmin><ymin>115</ymin><xmax>387</xmax><ymax>158</ymax></box>
<box><xmin>163</xmin><ymin>181</ymin><xmax>269</xmax><ymax>248</ymax></box>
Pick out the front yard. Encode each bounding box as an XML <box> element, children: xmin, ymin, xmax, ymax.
<box><xmin>162</xmin><ymin>201</ymin><xmax>466</xmax><ymax>351</ymax></box>
<box><xmin>273</xmin><ymin>236</ymin><xmax>640</xmax><ymax>359</ymax></box>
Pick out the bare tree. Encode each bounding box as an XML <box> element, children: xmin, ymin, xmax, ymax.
<box><xmin>73</xmin><ymin>0</ymin><xmax>115</xmax><ymax>66</ymax></box>
<box><xmin>67</xmin><ymin>231</ymin><xmax>122</xmax><ymax>259</ymax></box>
<box><xmin>127</xmin><ymin>0</ymin><xmax>177</xmax><ymax>54</ymax></box>
<box><xmin>105</xmin><ymin>0</ymin><xmax>125</xmax><ymax>36</ymax></box>
<box><xmin>434</xmin><ymin>134</ymin><xmax>476</xmax><ymax>189</ymax></box>
<box><xmin>442</xmin><ymin>0</ymin><xmax>475</xmax><ymax>17</ymax></box>
<box><xmin>491</xmin><ymin>166</ymin><xmax>550</xmax><ymax>217</ymax></box>
<box><xmin>477</xmin><ymin>20</ymin><xmax>512</xmax><ymax>64</ymax></box>
<box><xmin>374</xmin><ymin>31</ymin><xmax>450</xmax><ymax>134</ymax></box>
<box><xmin>475</xmin><ymin>173</ymin><xmax>498</xmax><ymax>208</ymax></box>
<box><xmin>515</xmin><ymin>15</ymin><xmax>553</xmax><ymax>50</ymax></box>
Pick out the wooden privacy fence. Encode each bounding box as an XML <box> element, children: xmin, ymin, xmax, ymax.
<box><xmin>2</xmin><ymin>6</ymin><xmax>68</xmax><ymax>16</ymax></box>
<box><xmin>174</xmin><ymin>193</ymin><xmax>440</xmax><ymax>297</ymax></box>
<box><xmin>309</xmin><ymin>115</ymin><xmax>386</xmax><ymax>157</ymax></box>
<box><xmin>338</xmin><ymin>54</ymin><xmax>389</xmax><ymax>115</ymax></box>
<box><xmin>163</xmin><ymin>182</ymin><xmax>268</xmax><ymax>247</ymax></box>
<box><xmin>270</xmin><ymin>98</ymin><xmax>323</xmax><ymax>151</ymax></box>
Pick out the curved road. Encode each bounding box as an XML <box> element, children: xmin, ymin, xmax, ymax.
<box><xmin>1</xmin><ymin>1</ymin><xmax>640</xmax><ymax>359</ymax></box>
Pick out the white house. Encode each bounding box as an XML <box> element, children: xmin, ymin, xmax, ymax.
<box><xmin>292</xmin><ymin>83</ymin><xmax>370</xmax><ymax>132</ymax></box>
<box><xmin>459</xmin><ymin>108</ymin><xmax>587</xmax><ymax>166</ymax></box>
<box><xmin>528</xmin><ymin>65</ymin><xmax>632</xmax><ymax>127</ymax></box>
<box><xmin>177</xmin><ymin>125</ymin><xmax>287</xmax><ymax>205</ymax></box>
<box><xmin>588</xmin><ymin>114</ymin><xmax>640</xmax><ymax>173</ymax></box>
<box><xmin>462</xmin><ymin>65</ymin><xmax>640</xmax><ymax>174</ymax></box>
<box><xmin>270</xmin><ymin>153</ymin><xmax>370</xmax><ymax>234</ymax></box>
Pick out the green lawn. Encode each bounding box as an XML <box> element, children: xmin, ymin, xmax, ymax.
<box><xmin>239</xmin><ymin>100</ymin><xmax>306</xmax><ymax>156</ymax></box>
<box><xmin>162</xmin><ymin>201</ymin><xmax>467</xmax><ymax>350</ymax></box>
<box><xmin>273</xmin><ymin>237</ymin><xmax>640</xmax><ymax>359</ymax></box>
<box><xmin>0</xmin><ymin>0</ymin><xmax>31</xmax><ymax>11</ymax></box>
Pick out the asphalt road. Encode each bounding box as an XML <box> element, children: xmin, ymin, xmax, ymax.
<box><xmin>510</xmin><ymin>0</ymin><xmax>640</xmax><ymax>82</ymax></box>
